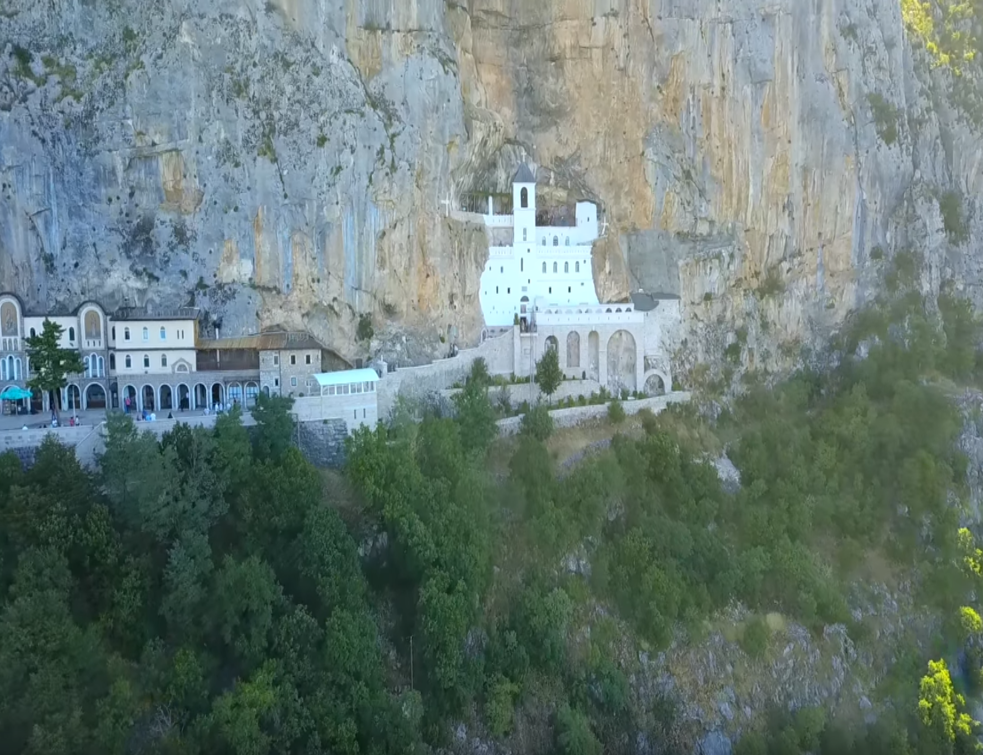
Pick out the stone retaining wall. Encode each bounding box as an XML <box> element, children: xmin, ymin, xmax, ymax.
<box><xmin>496</xmin><ymin>391</ymin><xmax>692</xmax><ymax>436</ymax></box>
<box><xmin>377</xmin><ymin>330</ymin><xmax>513</xmax><ymax>418</ymax></box>
<box><xmin>295</xmin><ymin>419</ymin><xmax>350</xmax><ymax>469</ymax></box>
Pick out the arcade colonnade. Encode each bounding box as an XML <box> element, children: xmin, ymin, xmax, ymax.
<box><xmin>512</xmin><ymin>307</ymin><xmax>671</xmax><ymax>395</ymax></box>
<box><xmin>53</xmin><ymin>378</ymin><xmax>264</xmax><ymax>412</ymax></box>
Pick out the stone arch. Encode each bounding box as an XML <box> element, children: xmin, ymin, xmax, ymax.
<box><xmin>587</xmin><ymin>331</ymin><xmax>600</xmax><ymax>381</ymax></box>
<box><xmin>566</xmin><ymin>331</ymin><xmax>581</xmax><ymax>369</ymax></box>
<box><xmin>177</xmin><ymin>383</ymin><xmax>191</xmax><ymax>411</ymax></box>
<box><xmin>84</xmin><ymin>310</ymin><xmax>101</xmax><ymax>341</ymax></box>
<box><xmin>194</xmin><ymin>383</ymin><xmax>208</xmax><ymax>409</ymax></box>
<box><xmin>141</xmin><ymin>384</ymin><xmax>156</xmax><ymax>412</ymax></box>
<box><xmin>545</xmin><ymin>335</ymin><xmax>559</xmax><ymax>353</ymax></box>
<box><xmin>228</xmin><ymin>382</ymin><xmax>243</xmax><ymax>407</ymax></box>
<box><xmin>606</xmin><ymin>329</ymin><xmax>637</xmax><ymax>393</ymax></box>
<box><xmin>85</xmin><ymin>383</ymin><xmax>107</xmax><ymax>410</ymax></box>
<box><xmin>66</xmin><ymin>384</ymin><xmax>82</xmax><ymax>411</ymax></box>
<box><xmin>211</xmin><ymin>383</ymin><xmax>224</xmax><ymax>407</ymax></box>
<box><xmin>159</xmin><ymin>384</ymin><xmax>174</xmax><ymax>411</ymax></box>
<box><xmin>0</xmin><ymin>299</ymin><xmax>19</xmax><ymax>336</ymax></box>
<box><xmin>122</xmin><ymin>384</ymin><xmax>137</xmax><ymax>412</ymax></box>
<box><xmin>643</xmin><ymin>371</ymin><xmax>668</xmax><ymax>397</ymax></box>
<box><xmin>245</xmin><ymin>381</ymin><xmax>259</xmax><ymax>408</ymax></box>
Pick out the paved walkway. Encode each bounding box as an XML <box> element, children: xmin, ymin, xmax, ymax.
<box><xmin>0</xmin><ymin>407</ymin><xmax>208</xmax><ymax>431</ymax></box>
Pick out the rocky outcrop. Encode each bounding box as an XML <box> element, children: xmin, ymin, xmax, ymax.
<box><xmin>0</xmin><ymin>0</ymin><xmax>980</xmax><ymax>368</ymax></box>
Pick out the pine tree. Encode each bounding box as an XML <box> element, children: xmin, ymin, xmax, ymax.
<box><xmin>25</xmin><ymin>319</ymin><xmax>84</xmax><ymax>420</ymax></box>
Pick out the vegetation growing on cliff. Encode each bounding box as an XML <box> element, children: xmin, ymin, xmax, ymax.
<box><xmin>4</xmin><ymin>266</ymin><xmax>983</xmax><ymax>752</ymax></box>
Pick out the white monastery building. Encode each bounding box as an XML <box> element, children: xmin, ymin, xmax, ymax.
<box><xmin>291</xmin><ymin>368</ymin><xmax>380</xmax><ymax>433</ymax></box>
<box><xmin>465</xmin><ymin>165</ymin><xmax>680</xmax><ymax>396</ymax></box>
<box><xmin>479</xmin><ymin>164</ymin><xmax>600</xmax><ymax>327</ymax></box>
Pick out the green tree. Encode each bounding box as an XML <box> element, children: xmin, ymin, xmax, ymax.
<box><xmin>520</xmin><ymin>401</ymin><xmax>554</xmax><ymax>441</ymax></box>
<box><xmin>467</xmin><ymin>357</ymin><xmax>491</xmax><ymax>388</ymax></box>
<box><xmin>535</xmin><ymin>345</ymin><xmax>563</xmax><ymax>403</ymax></box>
<box><xmin>453</xmin><ymin>376</ymin><xmax>498</xmax><ymax>454</ymax></box>
<box><xmin>607</xmin><ymin>399</ymin><xmax>626</xmax><ymax>424</ymax></box>
<box><xmin>555</xmin><ymin>703</ymin><xmax>601</xmax><ymax>755</ymax></box>
<box><xmin>917</xmin><ymin>659</ymin><xmax>977</xmax><ymax>751</ymax></box>
<box><xmin>25</xmin><ymin>319</ymin><xmax>84</xmax><ymax>420</ymax></box>
<box><xmin>251</xmin><ymin>392</ymin><xmax>295</xmax><ymax>462</ymax></box>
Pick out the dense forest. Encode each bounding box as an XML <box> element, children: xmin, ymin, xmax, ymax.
<box><xmin>4</xmin><ymin>257</ymin><xmax>983</xmax><ymax>754</ymax></box>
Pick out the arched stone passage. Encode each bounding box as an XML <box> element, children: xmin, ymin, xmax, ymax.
<box><xmin>587</xmin><ymin>331</ymin><xmax>600</xmax><ymax>381</ymax></box>
<box><xmin>141</xmin><ymin>385</ymin><xmax>156</xmax><ymax>412</ymax></box>
<box><xmin>606</xmin><ymin>329</ymin><xmax>637</xmax><ymax>393</ymax></box>
<box><xmin>245</xmin><ymin>381</ymin><xmax>259</xmax><ymax>408</ymax></box>
<box><xmin>122</xmin><ymin>384</ymin><xmax>136</xmax><ymax>412</ymax></box>
<box><xmin>177</xmin><ymin>383</ymin><xmax>191</xmax><ymax>410</ymax></box>
<box><xmin>66</xmin><ymin>384</ymin><xmax>81</xmax><ymax>411</ymax></box>
<box><xmin>566</xmin><ymin>331</ymin><xmax>581</xmax><ymax>369</ymax></box>
<box><xmin>643</xmin><ymin>371</ymin><xmax>668</xmax><ymax>396</ymax></box>
<box><xmin>228</xmin><ymin>382</ymin><xmax>243</xmax><ymax>407</ymax></box>
<box><xmin>160</xmin><ymin>385</ymin><xmax>174</xmax><ymax>411</ymax></box>
<box><xmin>211</xmin><ymin>383</ymin><xmax>224</xmax><ymax>407</ymax></box>
<box><xmin>545</xmin><ymin>335</ymin><xmax>559</xmax><ymax>353</ymax></box>
<box><xmin>85</xmin><ymin>383</ymin><xmax>107</xmax><ymax>409</ymax></box>
<box><xmin>194</xmin><ymin>383</ymin><xmax>208</xmax><ymax>410</ymax></box>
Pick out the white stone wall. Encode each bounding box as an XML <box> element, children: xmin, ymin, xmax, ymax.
<box><xmin>443</xmin><ymin>378</ymin><xmax>603</xmax><ymax>406</ymax></box>
<box><xmin>496</xmin><ymin>392</ymin><xmax>692</xmax><ymax>436</ymax></box>
<box><xmin>291</xmin><ymin>393</ymin><xmax>378</xmax><ymax>433</ymax></box>
<box><xmin>376</xmin><ymin>330</ymin><xmax>514</xmax><ymax>418</ymax></box>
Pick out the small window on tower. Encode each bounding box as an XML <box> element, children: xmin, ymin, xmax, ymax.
<box><xmin>520</xmin><ymin>187</ymin><xmax>528</xmax><ymax>208</ymax></box>
<box><xmin>542</xmin><ymin>261</ymin><xmax>547</xmax><ymax>273</ymax></box>
<box><xmin>523</xmin><ymin>228</ymin><xmax>527</xmax><ymax>241</ymax></box>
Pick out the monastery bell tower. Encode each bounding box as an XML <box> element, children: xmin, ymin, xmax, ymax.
<box><xmin>512</xmin><ymin>163</ymin><xmax>536</xmax><ymax>245</ymax></box>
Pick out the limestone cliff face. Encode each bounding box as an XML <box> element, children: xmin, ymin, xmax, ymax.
<box><xmin>0</xmin><ymin>0</ymin><xmax>980</xmax><ymax>370</ymax></box>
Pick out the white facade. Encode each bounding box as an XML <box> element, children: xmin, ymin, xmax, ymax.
<box><xmin>292</xmin><ymin>368</ymin><xmax>380</xmax><ymax>432</ymax></box>
<box><xmin>478</xmin><ymin>171</ymin><xmax>601</xmax><ymax>327</ymax></box>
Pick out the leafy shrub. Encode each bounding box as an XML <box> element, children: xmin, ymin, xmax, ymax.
<box><xmin>521</xmin><ymin>403</ymin><xmax>555</xmax><ymax>441</ymax></box>
<box><xmin>356</xmin><ymin>313</ymin><xmax>374</xmax><ymax>341</ymax></box>
<box><xmin>607</xmin><ymin>400</ymin><xmax>626</xmax><ymax>424</ymax></box>
<box><xmin>740</xmin><ymin>616</ymin><xmax>769</xmax><ymax>659</ymax></box>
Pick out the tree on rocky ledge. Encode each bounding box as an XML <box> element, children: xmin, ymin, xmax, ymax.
<box><xmin>25</xmin><ymin>318</ymin><xmax>84</xmax><ymax>421</ymax></box>
<box><xmin>535</xmin><ymin>345</ymin><xmax>562</xmax><ymax>403</ymax></box>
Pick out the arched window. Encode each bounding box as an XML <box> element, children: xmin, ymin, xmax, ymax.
<box><xmin>542</xmin><ymin>237</ymin><xmax>546</xmax><ymax>246</ymax></box>
<box><xmin>110</xmin><ymin>353</ymin><xmax>116</xmax><ymax>370</ymax></box>
<box><xmin>124</xmin><ymin>327</ymin><xmax>130</xmax><ymax>341</ymax></box>
<box><xmin>142</xmin><ymin>327</ymin><xmax>149</xmax><ymax>341</ymax></box>
<box><xmin>29</xmin><ymin>327</ymin><xmax>36</xmax><ymax>338</ymax></box>
<box><xmin>520</xmin><ymin>258</ymin><xmax>524</xmax><ymax>272</ymax></box>
<box><xmin>97</xmin><ymin>356</ymin><xmax>105</xmax><ymax>377</ymax></box>
<box><xmin>565</xmin><ymin>237</ymin><xmax>570</xmax><ymax>246</ymax></box>
<box><xmin>553</xmin><ymin>236</ymin><xmax>558</xmax><ymax>246</ymax></box>
<box><xmin>112</xmin><ymin>326</ymin><xmax>116</xmax><ymax>340</ymax></box>
<box><xmin>564</xmin><ymin>262</ymin><xmax>569</xmax><ymax>273</ymax></box>
<box><xmin>522</xmin><ymin>228</ymin><xmax>527</xmax><ymax>241</ymax></box>
<box><xmin>520</xmin><ymin>187</ymin><xmax>528</xmax><ymax>208</ymax></box>
<box><xmin>84</xmin><ymin>355</ymin><xmax>92</xmax><ymax>378</ymax></box>
<box><xmin>161</xmin><ymin>354</ymin><xmax>168</xmax><ymax>368</ymax></box>
<box><xmin>575</xmin><ymin>262</ymin><xmax>580</xmax><ymax>273</ymax></box>
<box><xmin>13</xmin><ymin>357</ymin><xmax>20</xmax><ymax>379</ymax></box>
<box><xmin>553</xmin><ymin>262</ymin><xmax>558</xmax><ymax>273</ymax></box>
<box><xmin>542</xmin><ymin>261</ymin><xmax>547</xmax><ymax>273</ymax></box>
<box><xmin>68</xmin><ymin>327</ymin><xmax>75</xmax><ymax>342</ymax></box>
<box><xmin>143</xmin><ymin>354</ymin><xmax>150</xmax><ymax>368</ymax></box>
<box><xmin>125</xmin><ymin>355</ymin><xmax>132</xmax><ymax>368</ymax></box>
<box><xmin>160</xmin><ymin>326</ymin><xmax>166</xmax><ymax>340</ymax></box>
